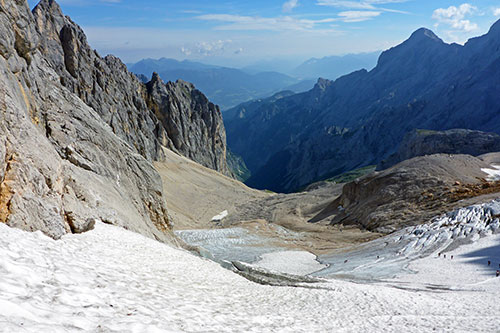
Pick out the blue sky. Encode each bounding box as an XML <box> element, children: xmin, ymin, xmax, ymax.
<box><xmin>28</xmin><ymin>0</ymin><xmax>500</xmax><ymax>66</ymax></box>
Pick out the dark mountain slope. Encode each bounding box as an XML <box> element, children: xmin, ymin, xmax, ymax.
<box><xmin>225</xmin><ymin>21</ymin><xmax>500</xmax><ymax>193</ymax></box>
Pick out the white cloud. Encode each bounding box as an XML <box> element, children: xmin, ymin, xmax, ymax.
<box><xmin>196</xmin><ymin>14</ymin><xmax>337</xmax><ymax>32</ymax></box>
<box><xmin>317</xmin><ymin>0</ymin><xmax>408</xmax><ymax>10</ymax></box>
<box><xmin>180</xmin><ymin>47</ymin><xmax>192</xmax><ymax>56</ymax></box>
<box><xmin>494</xmin><ymin>8</ymin><xmax>500</xmax><ymax>17</ymax></box>
<box><xmin>283</xmin><ymin>0</ymin><xmax>299</xmax><ymax>13</ymax></box>
<box><xmin>316</xmin><ymin>0</ymin><xmax>408</xmax><ymax>21</ymax></box>
<box><xmin>181</xmin><ymin>40</ymin><xmax>244</xmax><ymax>57</ymax></box>
<box><xmin>195</xmin><ymin>40</ymin><xmax>233</xmax><ymax>56</ymax></box>
<box><xmin>338</xmin><ymin>10</ymin><xmax>381</xmax><ymax>22</ymax></box>
<box><xmin>432</xmin><ymin>4</ymin><xmax>478</xmax><ymax>32</ymax></box>
<box><xmin>81</xmin><ymin>25</ymin><xmax>385</xmax><ymax>66</ymax></box>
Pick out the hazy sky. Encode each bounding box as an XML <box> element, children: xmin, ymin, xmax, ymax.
<box><xmin>28</xmin><ymin>0</ymin><xmax>500</xmax><ymax>67</ymax></box>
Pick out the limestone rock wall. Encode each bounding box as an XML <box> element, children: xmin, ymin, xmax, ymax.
<box><xmin>147</xmin><ymin>75</ymin><xmax>229</xmax><ymax>175</ymax></box>
<box><xmin>31</xmin><ymin>0</ymin><xmax>230</xmax><ymax>175</ymax></box>
<box><xmin>0</xmin><ymin>0</ymin><xmax>230</xmax><ymax>239</ymax></box>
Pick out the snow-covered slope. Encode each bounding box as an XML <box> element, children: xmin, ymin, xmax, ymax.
<box><xmin>317</xmin><ymin>200</ymin><xmax>500</xmax><ymax>280</ymax></box>
<box><xmin>1</xmin><ymin>221</ymin><xmax>499</xmax><ymax>332</ymax></box>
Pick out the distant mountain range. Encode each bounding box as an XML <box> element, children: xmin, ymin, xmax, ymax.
<box><xmin>128</xmin><ymin>53</ymin><xmax>380</xmax><ymax>110</ymax></box>
<box><xmin>225</xmin><ymin>20</ymin><xmax>500</xmax><ymax>193</ymax></box>
<box><xmin>291</xmin><ymin>52</ymin><xmax>380</xmax><ymax>80</ymax></box>
<box><xmin>128</xmin><ymin>58</ymin><xmax>313</xmax><ymax>110</ymax></box>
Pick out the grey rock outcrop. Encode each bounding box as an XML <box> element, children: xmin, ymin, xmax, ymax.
<box><xmin>0</xmin><ymin>0</ymin><xmax>229</xmax><ymax>239</ymax></box>
<box><xmin>379</xmin><ymin>129</ymin><xmax>500</xmax><ymax>170</ymax></box>
<box><xmin>146</xmin><ymin>74</ymin><xmax>229</xmax><ymax>175</ymax></box>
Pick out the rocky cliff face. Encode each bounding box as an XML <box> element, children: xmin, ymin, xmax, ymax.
<box><xmin>0</xmin><ymin>0</ymin><xmax>229</xmax><ymax>239</ymax></box>
<box><xmin>379</xmin><ymin>129</ymin><xmax>500</xmax><ymax>170</ymax></box>
<box><xmin>225</xmin><ymin>21</ymin><xmax>500</xmax><ymax>193</ymax></box>
<box><xmin>31</xmin><ymin>0</ymin><xmax>230</xmax><ymax>175</ymax></box>
<box><xmin>146</xmin><ymin>74</ymin><xmax>229</xmax><ymax>175</ymax></box>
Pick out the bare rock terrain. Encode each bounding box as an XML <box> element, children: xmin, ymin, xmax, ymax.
<box><xmin>311</xmin><ymin>153</ymin><xmax>500</xmax><ymax>233</ymax></box>
<box><xmin>379</xmin><ymin>129</ymin><xmax>500</xmax><ymax>169</ymax></box>
<box><xmin>154</xmin><ymin>149</ymin><xmax>379</xmax><ymax>254</ymax></box>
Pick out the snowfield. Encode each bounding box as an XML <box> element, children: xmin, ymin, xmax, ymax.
<box><xmin>0</xmin><ymin>214</ymin><xmax>500</xmax><ymax>332</ymax></box>
<box><xmin>317</xmin><ymin>200</ymin><xmax>500</xmax><ymax>280</ymax></box>
<box><xmin>254</xmin><ymin>251</ymin><xmax>327</xmax><ymax>276</ymax></box>
<box><xmin>482</xmin><ymin>164</ymin><xmax>500</xmax><ymax>181</ymax></box>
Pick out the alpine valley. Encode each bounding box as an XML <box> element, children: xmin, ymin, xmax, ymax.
<box><xmin>1</xmin><ymin>1</ymin><xmax>500</xmax><ymax>332</ymax></box>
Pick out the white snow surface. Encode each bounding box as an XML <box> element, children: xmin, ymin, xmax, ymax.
<box><xmin>317</xmin><ymin>200</ymin><xmax>500</xmax><ymax>279</ymax></box>
<box><xmin>211</xmin><ymin>210</ymin><xmax>228</xmax><ymax>222</ymax></box>
<box><xmin>398</xmin><ymin>233</ymin><xmax>500</xmax><ymax>286</ymax></box>
<box><xmin>481</xmin><ymin>164</ymin><xmax>500</xmax><ymax>181</ymax></box>
<box><xmin>254</xmin><ymin>251</ymin><xmax>327</xmax><ymax>275</ymax></box>
<box><xmin>1</xmin><ymin>220</ymin><xmax>500</xmax><ymax>332</ymax></box>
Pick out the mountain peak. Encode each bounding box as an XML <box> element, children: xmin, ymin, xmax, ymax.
<box><xmin>408</xmin><ymin>28</ymin><xmax>442</xmax><ymax>43</ymax></box>
<box><xmin>314</xmin><ymin>77</ymin><xmax>332</xmax><ymax>91</ymax></box>
<box><xmin>32</xmin><ymin>0</ymin><xmax>63</xmax><ymax>18</ymax></box>
<box><xmin>151</xmin><ymin>72</ymin><xmax>162</xmax><ymax>84</ymax></box>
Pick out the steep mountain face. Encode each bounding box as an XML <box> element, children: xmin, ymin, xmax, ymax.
<box><xmin>146</xmin><ymin>74</ymin><xmax>229</xmax><ymax>175</ymax></box>
<box><xmin>129</xmin><ymin>58</ymin><xmax>302</xmax><ymax>110</ymax></box>
<box><xmin>0</xmin><ymin>0</ymin><xmax>229</xmax><ymax>239</ymax></box>
<box><xmin>32</xmin><ymin>1</ymin><xmax>230</xmax><ymax>176</ymax></box>
<box><xmin>225</xmin><ymin>23</ymin><xmax>500</xmax><ymax>193</ymax></box>
<box><xmin>379</xmin><ymin>129</ymin><xmax>500</xmax><ymax>170</ymax></box>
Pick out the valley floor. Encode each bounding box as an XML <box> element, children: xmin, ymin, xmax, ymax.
<box><xmin>0</xmin><ymin>221</ymin><xmax>499</xmax><ymax>332</ymax></box>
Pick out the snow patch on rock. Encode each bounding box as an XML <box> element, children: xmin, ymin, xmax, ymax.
<box><xmin>211</xmin><ymin>210</ymin><xmax>228</xmax><ymax>222</ymax></box>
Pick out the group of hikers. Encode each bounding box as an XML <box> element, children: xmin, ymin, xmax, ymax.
<box><xmin>438</xmin><ymin>252</ymin><xmax>500</xmax><ymax>277</ymax></box>
<box><xmin>438</xmin><ymin>252</ymin><xmax>453</xmax><ymax>259</ymax></box>
<box><xmin>488</xmin><ymin>261</ymin><xmax>500</xmax><ymax>277</ymax></box>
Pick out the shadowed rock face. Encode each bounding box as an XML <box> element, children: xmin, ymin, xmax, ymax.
<box><xmin>0</xmin><ymin>0</ymin><xmax>229</xmax><ymax>239</ymax></box>
<box><xmin>225</xmin><ymin>21</ymin><xmax>500</xmax><ymax>193</ymax></box>
<box><xmin>379</xmin><ymin>129</ymin><xmax>500</xmax><ymax>170</ymax></box>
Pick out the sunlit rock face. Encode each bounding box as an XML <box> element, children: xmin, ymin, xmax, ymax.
<box><xmin>0</xmin><ymin>0</ymin><xmax>230</xmax><ymax>239</ymax></box>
